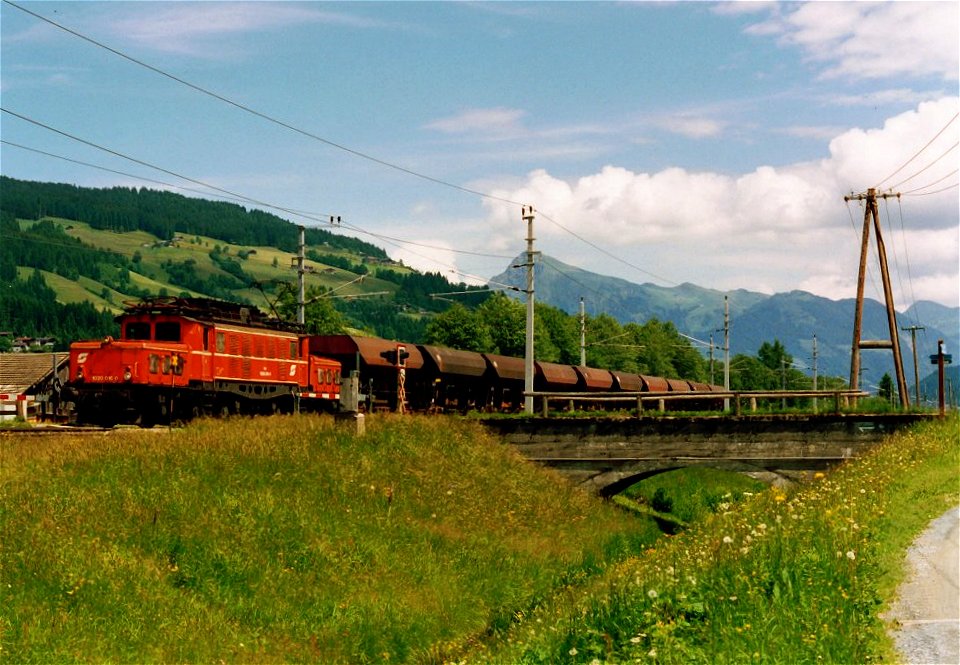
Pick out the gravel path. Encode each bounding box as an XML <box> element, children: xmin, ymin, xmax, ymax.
<box><xmin>886</xmin><ymin>506</ymin><xmax>960</xmax><ymax>665</ymax></box>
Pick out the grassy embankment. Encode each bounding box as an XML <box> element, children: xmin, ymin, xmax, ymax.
<box><xmin>1</xmin><ymin>416</ymin><xmax>664</xmax><ymax>663</ymax></box>
<box><xmin>467</xmin><ymin>415</ymin><xmax>959</xmax><ymax>664</ymax></box>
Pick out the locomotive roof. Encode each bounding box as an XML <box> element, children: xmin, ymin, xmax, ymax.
<box><xmin>120</xmin><ymin>297</ymin><xmax>303</xmax><ymax>332</ymax></box>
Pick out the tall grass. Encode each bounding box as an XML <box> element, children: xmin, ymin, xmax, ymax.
<box><xmin>0</xmin><ymin>415</ymin><xmax>660</xmax><ymax>664</ymax></box>
<box><xmin>469</xmin><ymin>416</ymin><xmax>959</xmax><ymax>664</ymax></box>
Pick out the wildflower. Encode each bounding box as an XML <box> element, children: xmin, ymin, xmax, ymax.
<box><xmin>648</xmin><ymin>648</ymin><xmax>657</xmax><ymax>658</ymax></box>
<box><xmin>722</xmin><ymin>536</ymin><xmax>733</xmax><ymax>544</ymax></box>
<box><xmin>630</xmin><ymin>636</ymin><xmax>642</xmax><ymax>644</ymax></box>
<box><xmin>648</xmin><ymin>589</ymin><xmax>658</xmax><ymax>599</ymax></box>
<box><xmin>569</xmin><ymin>647</ymin><xmax>578</xmax><ymax>656</ymax></box>
<box><xmin>846</xmin><ymin>550</ymin><xmax>856</xmax><ymax>560</ymax></box>
<box><xmin>590</xmin><ymin>659</ymin><xmax>601</xmax><ymax>665</ymax></box>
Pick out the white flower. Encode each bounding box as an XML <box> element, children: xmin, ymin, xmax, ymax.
<box><xmin>846</xmin><ymin>550</ymin><xmax>856</xmax><ymax>560</ymax></box>
<box><xmin>722</xmin><ymin>536</ymin><xmax>733</xmax><ymax>544</ymax></box>
<box><xmin>630</xmin><ymin>636</ymin><xmax>642</xmax><ymax>644</ymax></box>
<box><xmin>648</xmin><ymin>648</ymin><xmax>658</xmax><ymax>658</ymax></box>
<box><xmin>569</xmin><ymin>647</ymin><xmax>578</xmax><ymax>656</ymax></box>
<box><xmin>648</xmin><ymin>589</ymin><xmax>658</xmax><ymax>599</ymax></box>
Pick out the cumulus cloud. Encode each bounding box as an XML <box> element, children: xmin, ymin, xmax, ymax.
<box><xmin>481</xmin><ymin>98</ymin><xmax>959</xmax><ymax>307</ymax></box>
<box><xmin>747</xmin><ymin>3</ymin><xmax>959</xmax><ymax>82</ymax></box>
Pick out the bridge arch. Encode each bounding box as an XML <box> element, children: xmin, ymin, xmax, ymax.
<box><xmin>583</xmin><ymin>459</ymin><xmax>799</xmax><ymax>498</ymax></box>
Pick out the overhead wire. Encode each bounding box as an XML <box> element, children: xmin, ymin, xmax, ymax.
<box><xmin>874</xmin><ymin>111</ymin><xmax>959</xmax><ymax>191</ymax></box>
<box><xmin>844</xmin><ymin>198</ymin><xmax>884</xmax><ymax>303</ymax></box>
<box><xmin>879</xmin><ymin>196</ymin><xmax>911</xmax><ymax>323</ymax></box>
<box><xmin>537</xmin><ymin>210</ymin><xmax>679</xmax><ymax>286</ymax></box>
<box><xmin>899</xmin><ymin>169</ymin><xmax>959</xmax><ymax>195</ymax></box>
<box><xmin>903</xmin><ymin>182</ymin><xmax>959</xmax><ymax>197</ymax></box>
<box><xmin>1</xmin><ymin>106</ymin><xmax>344</xmax><ymax>225</ymax></box>
<box><xmin>6</xmin><ymin>0</ymin><xmax>693</xmax><ymax>291</ymax></box>
<box><xmin>1</xmin><ymin>115</ymin><xmax>512</xmax><ymax>269</ymax></box>
<box><xmin>885</xmin><ymin>141</ymin><xmax>959</xmax><ymax>191</ymax></box>
<box><xmin>2</xmin><ymin>0</ymin><xmax>525</xmax><ymax>208</ymax></box>
<box><xmin>2</xmin><ymin>139</ymin><xmax>262</xmax><ymax>207</ymax></box>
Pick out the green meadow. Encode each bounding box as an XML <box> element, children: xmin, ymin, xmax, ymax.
<box><xmin>1</xmin><ymin>415</ymin><xmax>955</xmax><ymax>664</ymax></box>
<box><xmin>469</xmin><ymin>416</ymin><xmax>959</xmax><ymax>664</ymax></box>
<box><xmin>1</xmin><ymin>416</ymin><xmax>660</xmax><ymax>664</ymax></box>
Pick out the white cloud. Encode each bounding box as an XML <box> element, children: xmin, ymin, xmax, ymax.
<box><xmin>653</xmin><ymin>115</ymin><xmax>725</xmax><ymax>139</ymax></box>
<box><xmin>747</xmin><ymin>3</ymin><xmax>959</xmax><ymax>82</ymax></box>
<box><xmin>98</xmin><ymin>4</ymin><xmax>399</xmax><ymax>57</ymax></box>
<box><xmin>424</xmin><ymin>108</ymin><xmax>527</xmax><ymax>137</ymax></box>
<box><xmin>480</xmin><ymin>98</ymin><xmax>960</xmax><ymax>307</ymax></box>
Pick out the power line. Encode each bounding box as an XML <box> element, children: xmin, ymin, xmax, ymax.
<box><xmin>2</xmin><ymin>117</ymin><xmax>513</xmax><ymax>264</ymax></box>
<box><xmin>537</xmin><ymin>210</ymin><xmax>678</xmax><ymax>286</ymax></box>
<box><xmin>2</xmin><ymin>0</ymin><xmax>525</xmax><ymax>208</ymax></box>
<box><xmin>2</xmin><ymin>139</ymin><xmax>259</xmax><ymax>207</ymax></box>
<box><xmin>2</xmin><ymin>106</ymin><xmax>342</xmax><ymax>225</ymax></box>
<box><xmin>899</xmin><ymin>168</ymin><xmax>959</xmax><ymax>195</ymax></box>
<box><xmin>6</xmin><ymin>0</ymin><xmax>698</xmax><ymax>297</ymax></box>
<box><xmin>874</xmin><ymin>111</ymin><xmax>959</xmax><ymax>191</ymax></box>
<box><xmin>886</xmin><ymin>141</ymin><xmax>959</xmax><ymax>191</ymax></box>
<box><xmin>903</xmin><ymin>182</ymin><xmax>959</xmax><ymax>197</ymax></box>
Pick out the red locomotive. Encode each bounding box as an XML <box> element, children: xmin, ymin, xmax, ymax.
<box><xmin>67</xmin><ymin>297</ymin><xmax>341</xmax><ymax>426</ymax></box>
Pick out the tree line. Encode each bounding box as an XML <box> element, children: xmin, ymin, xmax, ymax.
<box><xmin>0</xmin><ymin>176</ymin><xmax>387</xmax><ymax>258</ymax></box>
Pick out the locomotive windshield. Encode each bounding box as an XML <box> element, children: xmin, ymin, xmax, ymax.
<box><xmin>155</xmin><ymin>322</ymin><xmax>181</xmax><ymax>342</ymax></box>
<box><xmin>125</xmin><ymin>322</ymin><xmax>151</xmax><ymax>340</ymax></box>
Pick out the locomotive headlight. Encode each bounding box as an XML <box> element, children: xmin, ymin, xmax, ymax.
<box><xmin>123</xmin><ymin>366</ymin><xmax>133</xmax><ymax>382</ymax></box>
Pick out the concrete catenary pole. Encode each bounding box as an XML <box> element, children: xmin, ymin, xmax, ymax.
<box><xmin>813</xmin><ymin>333</ymin><xmax>819</xmax><ymax>413</ymax></box>
<box><xmin>522</xmin><ymin>206</ymin><xmax>536</xmax><ymax>414</ymax></box>
<box><xmin>902</xmin><ymin>324</ymin><xmax>925</xmax><ymax>406</ymax></box>
<box><xmin>296</xmin><ymin>225</ymin><xmax>306</xmax><ymax>326</ymax></box>
<box><xmin>723</xmin><ymin>295</ymin><xmax>730</xmax><ymax>412</ymax></box>
<box><xmin>580</xmin><ymin>297</ymin><xmax>586</xmax><ymax>367</ymax></box>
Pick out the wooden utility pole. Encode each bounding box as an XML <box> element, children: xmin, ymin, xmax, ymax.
<box><xmin>844</xmin><ymin>188</ymin><xmax>909</xmax><ymax>408</ymax></box>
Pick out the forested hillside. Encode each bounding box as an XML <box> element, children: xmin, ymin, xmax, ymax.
<box><xmin>0</xmin><ymin>176</ymin><xmax>386</xmax><ymax>257</ymax></box>
<box><xmin>0</xmin><ymin>177</ymin><xmax>490</xmax><ymax>349</ymax></box>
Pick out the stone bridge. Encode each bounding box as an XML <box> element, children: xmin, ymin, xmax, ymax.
<box><xmin>481</xmin><ymin>413</ymin><xmax>933</xmax><ymax>495</ymax></box>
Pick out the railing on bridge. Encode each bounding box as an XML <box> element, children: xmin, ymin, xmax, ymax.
<box><xmin>525</xmin><ymin>389</ymin><xmax>870</xmax><ymax>417</ymax></box>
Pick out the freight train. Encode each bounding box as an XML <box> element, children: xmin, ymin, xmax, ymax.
<box><xmin>307</xmin><ymin>334</ymin><xmax>724</xmax><ymax>413</ymax></box>
<box><xmin>65</xmin><ymin>297</ymin><xmax>721</xmax><ymax>426</ymax></box>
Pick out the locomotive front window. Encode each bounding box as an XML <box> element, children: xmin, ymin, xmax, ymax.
<box><xmin>290</xmin><ymin>341</ymin><xmax>298</xmax><ymax>359</ymax></box>
<box><xmin>155</xmin><ymin>322</ymin><xmax>181</xmax><ymax>342</ymax></box>
<box><xmin>125</xmin><ymin>322</ymin><xmax>151</xmax><ymax>340</ymax></box>
<box><xmin>216</xmin><ymin>332</ymin><xmax>225</xmax><ymax>353</ymax></box>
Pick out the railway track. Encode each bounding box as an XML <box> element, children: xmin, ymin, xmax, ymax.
<box><xmin>0</xmin><ymin>424</ymin><xmax>172</xmax><ymax>436</ymax></box>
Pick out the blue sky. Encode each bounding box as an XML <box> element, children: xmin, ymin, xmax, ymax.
<box><xmin>2</xmin><ymin>1</ymin><xmax>958</xmax><ymax>310</ymax></box>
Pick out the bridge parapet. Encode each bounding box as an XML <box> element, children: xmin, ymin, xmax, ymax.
<box><xmin>481</xmin><ymin>413</ymin><xmax>932</xmax><ymax>495</ymax></box>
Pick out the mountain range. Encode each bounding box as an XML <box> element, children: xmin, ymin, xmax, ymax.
<box><xmin>492</xmin><ymin>254</ymin><xmax>958</xmax><ymax>390</ymax></box>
